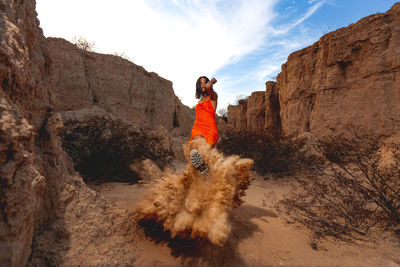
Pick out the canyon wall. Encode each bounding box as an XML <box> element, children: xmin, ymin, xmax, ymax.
<box><xmin>228</xmin><ymin>3</ymin><xmax>400</xmax><ymax>139</ymax></box>
<box><xmin>0</xmin><ymin>0</ymin><xmax>193</xmax><ymax>265</ymax></box>
<box><xmin>227</xmin><ymin>91</ymin><xmax>266</xmax><ymax>136</ymax></box>
<box><xmin>1</xmin><ymin>0</ymin><xmax>51</xmax><ymax>264</ymax></box>
<box><xmin>47</xmin><ymin>37</ymin><xmax>194</xmax><ymax>133</ymax></box>
<box><xmin>4</xmin><ymin>0</ymin><xmax>399</xmax><ymax>265</ymax></box>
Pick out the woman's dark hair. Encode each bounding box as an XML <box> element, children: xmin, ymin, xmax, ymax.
<box><xmin>195</xmin><ymin>76</ymin><xmax>209</xmax><ymax>99</ymax></box>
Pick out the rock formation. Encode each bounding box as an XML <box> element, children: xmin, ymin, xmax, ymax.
<box><xmin>46</xmin><ymin>36</ymin><xmax>231</xmax><ymax>163</ymax></box>
<box><xmin>227</xmin><ymin>91</ymin><xmax>266</xmax><ymax>136</ymax></box>
<box><xmin>47</xmin><ymin>37</ymin><xmax>195</xmax><ymax>133</ymax></box>
<box><xmin>265</xmin><ymin>81</ymin><xmax>281</xmax><ymax>138</ymax></box>
<box><xmin>1</xmin><ymin>0</ymin><xmax>52</xmax><ymax>264</ymax></box>
<box><xmin>0</xmin><ymin>0</ymin><xmax>196</xmax><ymax>265</ymax></box>
<box><xmin>227</xmin><ymin>97</ymin><xmax>248</xmax><ymax>131</ymax></box>
<box><xmin>245</xmin><ymin>91</ymin><xmax>266</xmax><ymax>135</ymax></box>
<box><xmin>228</xmin><ymin>3</ymin><xmax>400</xmax><ymax>139</ymax></box>
<box><xmin>4</xmin><ymin>0</ymin><xmax>398</xmax><ymax>264</ymax></box>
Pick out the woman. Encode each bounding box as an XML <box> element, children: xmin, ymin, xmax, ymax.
<box><xmin>188</xmin><ymin>76</ymin><xmax>218</xmax><ymax>176</ymax></box>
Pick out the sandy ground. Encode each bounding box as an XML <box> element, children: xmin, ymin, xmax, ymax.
<box><xmin>91</xmin><ymin>164</ymin><xmax>400</xmax><ymax>267</ymax></box>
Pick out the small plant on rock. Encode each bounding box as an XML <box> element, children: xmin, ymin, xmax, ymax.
<box><xmin>71</xmin><ymin>36</ymin><xmax>95</xmax><ymax>52</ymax></box>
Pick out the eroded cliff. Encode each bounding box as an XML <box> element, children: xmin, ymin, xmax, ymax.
<box><xmin>229</xmin><ymin>3</ymin><xmax>400</xmax><ymax>139</ymax></box>
<box><xmin>0</xmin><ymin>0</ymin><xmax>194</xmax><ymax>265</ymax></box>
<box><xmin>47</xmin><ymin>37</ymin><xmax>194</xmax><ymax>133</ymax></box>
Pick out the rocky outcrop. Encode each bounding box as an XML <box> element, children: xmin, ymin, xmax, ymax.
<box><xmin>0</xmin><ymin>0</ymin><xmax>194</xmax><ymax>265</ymax></box>
<box><xmin>265</xmin><ymin>81</ymin><xmax>281</xmax><ymax>138</ymax></box>
<box><xmin>277</xmin><ymin>3</ymin><xmax>400</xmax><ymax>138</ymax></box>
<box><xmin>229</xmin><ymin>3</ymin><xmax>400</xmax><ymax>139</ymax></box>
<box><xmin>246</xmin><ymin>91</ymin><xmax>266</xmax><ymax>135</ymax></box>
<box><xmin>227</xmin><ymin>91</ymin><xmax>265</xmax><ymax>135</ymax></box>
<box><xmin>1</xmin><ymin>0</ymin><xmax>51</xmax><ymax>264</ymax></box>
<box><xmin>227</xmin><ymin>98</ymin><xmax>248</xmax><ymax>131</ymax></box>
<box><xmin>48</xmin><ymin>37</ymin><xmax>194</xmax><ymax>133</ymax></box>
<box><xmin>0</xmin><ymin>0</ymin><xmax>52</xmax><ymax>131</ymax></box>
<box><xmin>0</xmin><ymin>96</ymin><xmax>41</xmax><ymax>266</ymax></box>
<box><xmin>47</xmin><ymin>37</ymin><xmax>196</xmax><ymax>163</ymax></box>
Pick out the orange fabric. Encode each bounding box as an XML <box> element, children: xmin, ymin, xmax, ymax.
<box><xmin>189</xmin><ymin>98</ymin><xmax>219</xmax><ymax>145</ymax></box>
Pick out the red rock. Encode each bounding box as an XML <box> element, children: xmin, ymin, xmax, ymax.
<box><xmin>229</xmin><ymin>3</ymin><xmax>400</xmax><ymax>139</ymax></box>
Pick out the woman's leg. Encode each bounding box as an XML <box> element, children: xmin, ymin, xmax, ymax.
<box><xmin>189</xmin><ymin>135</ymin><xmax>208</xmax><ymax>176</ymax></box>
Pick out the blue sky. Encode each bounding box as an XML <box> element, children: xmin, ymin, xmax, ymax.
<box><xmin>36</xmin><ymin>0</ymin><xmax>399</xmax><ymax>112</ymax></box>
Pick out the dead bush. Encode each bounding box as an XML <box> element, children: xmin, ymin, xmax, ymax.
<box><xmin>60</xmin><ymin>113</ymin><xmax>173</xmax><ymax>184</ymax></box>
<box><xmin>276</xmin><ymin>133</ymin><xmax>400</xmax><ymax>240</ymax></box>
<box><xmin>71</xmin><ymin>36</ymin><xmax>95</xmax><ymax>52</ymax></box>
<box><xmin>217</xmin><ymin>131</ymin><xmax>317</xmax><ymax>176</ymax></box>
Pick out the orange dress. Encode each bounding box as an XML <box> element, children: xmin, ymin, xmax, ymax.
<box><xmin>189</xmin><ymin>98</ymin><xmax>219</xmax><ymax>146</ymax></box>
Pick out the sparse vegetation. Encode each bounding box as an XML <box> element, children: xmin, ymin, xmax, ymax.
<box><xmin>217</xmin><ymin>107</ymin><xmax>227</xmax><ymax>117</ymax></box>
<box><xmin>217</xmin><ymin>131</ymin><xmax>316</xmax><ymax>176</ymax></box>
<box><xmin>71</xmin><ymin>36</ymin><xmax>95</xmax><ymax>52</ymax></box>
<box><xmin>113</xmin><ymin>51</ymin><xmax>132</xmax><ymax>62</ymax></box>
<box><xmin>225</xmin><ymin>129</ymin><xmax>400</xmax><ymax>242</ymax></box>
<box><xmin>60</xmin><ymin>114</ymin><xmax>173</xmax><ymax>184</ymax></box>
<box><xmin>274</xmin><ymin>132</ymin><xmax>400</xmax><ymax>241</ymax></box>
<box><xmin>217</xmin><ymin>108</ymin><xmax>227</xmax><ymax>122</ymax></box>
<box><xmin>234</xmin><ymin>94</ymin><xmax>249</xmax><ymax>105</ymax></box>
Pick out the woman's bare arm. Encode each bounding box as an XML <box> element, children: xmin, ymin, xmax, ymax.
<box><xmin>206</xmin><ymin>78</ymin><xmax>218</xmax><ymax>100</ymax></box>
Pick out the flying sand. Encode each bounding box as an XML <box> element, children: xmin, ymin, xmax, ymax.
<box><xmin>135</xmin><ymin>138</ymin><xmax>254</xmax><ymax>245</ymax></box>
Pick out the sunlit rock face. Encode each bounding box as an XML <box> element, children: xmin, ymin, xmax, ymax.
<box><xmin>0</xmin><ymin>0</ymin><xmax>193</xmax><ymax>265</ymax></box>
<box><xmin>1</xmin><ymin>0</ymin><xmax>52</xmax><ymax>264</ymax></box>
<box><xmin>229</xmin><ymin>3</ymin><xmax>400</xmax><ymax>139</ymax></box>
<box><xmin>47</xmin><ymin>37</ymin><xmax>195</xmax><ymax>134</ymax></box>
<box><xmin>47</xmin><ymin>36</ymin><xmax>198</xmax><ymax>163</ymax></box>
<box><xmin>277</xmin><ymin>3</ymin><xmax>400</xmax><ymax>138</ymax></box>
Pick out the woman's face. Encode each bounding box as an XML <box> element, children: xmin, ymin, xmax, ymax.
<box><xmin>200</xmin><ymin>77</ymin><xmax>207</xmax><ymax>92</ymax></box>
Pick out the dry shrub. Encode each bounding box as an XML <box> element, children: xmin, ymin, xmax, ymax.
<box><xmin>135</xmin><ymin>138</ymin><xmax>253</xmax><ymax>245</ymax></box>
<box><xmin>217</xmin><ymin>131</ymin><xmax>315</xmax><ymax>176</ymax></box>
<box><xmin>276</xmin><ymin>132</ymin><xmax>400</xmax><ymax>240</ymax></box>
<box><xmin>71</xmin><ymin>36</ymin><xmax>95</xmax><ymax>52</ymax></box>
<box><xmin>61</xmin><ymin>112</ymin><xmax>173</xmax><ymax>184</ymax></box>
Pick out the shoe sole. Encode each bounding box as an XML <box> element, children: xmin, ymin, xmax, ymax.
<box><xmin>190</xmin><ymin>149</ymin><xmax>208</xmax><ymax>176</ymax></box>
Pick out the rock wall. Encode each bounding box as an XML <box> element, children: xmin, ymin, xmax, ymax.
<box><xmin>246</xmin><ymin>91</ymin><xmax>266</xmax><ymax>135</ymax></box>
<box><xmin>278</xmin><ymin>2</ymin><xmax>400</xmax><ymax>138</ymax></box>
<box><xmin>48</xmin><ymin>37</ymin><xmax>194</xmax><ymax>133</ymax></box>
<box><xmin>1</xmin><ymin>0</ymin><xmax>51</xmax><ymax>264</ymax></box>
<box><xmin>0</xmin><ymin>0</ymin><xmax>194</xmax><ymax>265</ymax></box>
<box><xmin>265</xmin><ymin>81</ymin><xmax>281</xmax><ymax>138</ymax></box>
<box><xmin>227</xmin><ymin>91</ymin><xmax>266</xmax><ymax>135</ymax></box>
<box><xmin>227</xmin><ymin>99</ymin><xmax>248</xmax><ymax>131</ymax></box>
<box><xmin>229</xmin><ymin>3</ymin><xmax>400</xmax><ymax>139</ymax></box>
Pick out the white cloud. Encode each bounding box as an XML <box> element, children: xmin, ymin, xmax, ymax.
<box><xmin>36</xmin><ymin>0</ymin><xmax>278</xmax><ymax>108</ymax></box>
<box><xmin>36</xmin><ymin>0</ymin><xmax>326</xmax><ymax>110</ymax></box>
<box><xmin>269</xmin><ymin>0</ymin><xmax>326</xmax><ymax>35</ymax></box>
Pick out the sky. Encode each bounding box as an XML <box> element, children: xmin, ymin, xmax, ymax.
<box><xmin>36</xmin><ymin>0</ymin><xmax>399</xmax><ymax>112</ymax></box>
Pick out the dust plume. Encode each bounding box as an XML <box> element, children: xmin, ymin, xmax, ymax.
<box><xmin>135</xmin><ymin>138</ymin><xmax>254</xmax><ymax>245</ymax></box>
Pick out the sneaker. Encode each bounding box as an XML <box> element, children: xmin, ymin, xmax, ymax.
<box><xmin>190</xmin><ymin>149</ymin><xmax>208</xmax><ymax>176</ymax></box>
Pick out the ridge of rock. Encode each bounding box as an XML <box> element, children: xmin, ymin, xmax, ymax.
<box><xmin>228</xmin><ymin>2</ymin><xmax>400</xmax><ymax>139</ymax></box>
